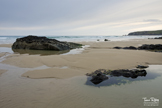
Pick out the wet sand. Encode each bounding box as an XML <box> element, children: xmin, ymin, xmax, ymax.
<box><xmin>0</xmin><ymin>63</ymin><xmax>162</xmax><ymax>108</ymax></box>
<box><xmin>0</xmin><ymin>44</ymin><xmax>12</xmax><ymax>48</ymax></box>
<box><xmin>0</xmin><ymin>69</ymin><xmax>7</xmax><ymax>76</ymax></box>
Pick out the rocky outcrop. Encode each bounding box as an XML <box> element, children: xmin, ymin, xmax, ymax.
<box><xmin>104</xmin><ymin>39</ymin><xmax>109</xmax><ymax>41</ymax></box>
<box><xmin>87</xmin><ymin>69</ymin><xmax>147</xmax><ymax>78</ymax></box>
<box><xmin>114</xmin><ymin>46</ymin><xmax>137</xmax><ymax>50</ymax></box>
<box><xmin>113</xmin><ymin>44</ymin><xmax>162</xmax><ymax>52</ymax></box>
<box><xmin>154</xmin><ymin>37</ymin><xmax>162</xmax><ymax>39</ymax></box>
<box><xmin>86</xmin><ymin>69</ymin><xmax>108</xmax><ymax>84</ymax></box>
<box><xmin>128</xmin><ymin>30</ymin><xmax>162</xmax><ymax>35</ymax></box>
<box><xmin>136</xmin><ymin>65</ymin><xmax>149</xmax><ymax>68</ymax></box>
<box><xmin>113</xmin><ymin>46</ymin><xmax>122</xmax><ymax>49</ymax></box>
<box><xmin>12</xmin><ymin>35</ymin><xmax>82</xmax><ymax>51</ymax></box>
<box><xmin>90</xmin><ymin>73</ymin><xmax>108</xmax><ymax>84</ymax></box>
<box><xmin>149</xmin><ymin>37</ymin><xmax>162</xmax><ymax>39</ymax></box>
<box><xmin>138</xmin><ymin>44</ymin><xmax>162</xmax><ymax>50</ymax></box>
<box><xmin>110</xmin><ymin>69</ymin><xmax>147</xmax><ymax>78</ymax></box>
<box><xmin>123</xmin><ymin>46</ymin><xmax>137</xmax><ymax>50</ymax></box>
<box><xmin>86</xmin><ymin>68</ymin><xmax>147</xmax><ymax>84</ymax></box>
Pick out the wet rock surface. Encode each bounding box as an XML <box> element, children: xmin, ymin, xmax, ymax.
<box><xmin>12</xmin><ymin>35</ymin><xmax>82</xmax><ymax>51</ymax></box>
<box><xmin>87</xmin><ymin>68</ymin><xmax>147</xmax><ymax>84</ymax></box>
<box><xmin>90</xmin><ymin>73</ymin><xmax>108</xmax><ymax>84</ymax></box>
<box><xmin>113</xmin><ymin>46</ymin><xmax>122</xmax><ymax>49</ymax></box>
<box><xmin>123</xmin><ymin>46</ymin><xmax>137</xmax><ymax>50</ymax></box>
<box><xmin>138</xmin><ymin>44</ymin><xmax>162</xmax><ymax>50</ymax></box>
<box><xmin>113</xmin><ymin>44</ymin><xmax>162</xmax><ymax>52</ymax></box>
<box><xmin>136</xmin><ymin>65</ymin><xmax>149</xmax><ymax>68</ymax></box>
<box><xmin>149</xmin><ymin>37</ymin><xmax>162</xmax><ymax>39</ymax></box>
<box><xmin>104</xmin><ymin>39</ymin><xmax>109</xmax><ymax>41</ymax></box>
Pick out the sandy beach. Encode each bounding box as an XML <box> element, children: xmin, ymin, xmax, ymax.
<box><xmin>1</xmin><ymin>39</ymin><xmax>162</xmax><ymax>79</ymax></box>
<box><xmin>1</xmin><ymin>38</ymin><xmax>162</xmax><ymax>108</ymax></box>
<box><xmin>1</xmin><ymin>0</ymin><xmax>162</xmax><ymax>107</ymax></box>
<box><xmin>0</xmin><ymin>44</ymin><xmax>12</xmax><ymax>48</ymax></box>
<box><xmin>0</xmin><ymin>69</ymin><xmax>7</xmax><ymax>76</ymax></box>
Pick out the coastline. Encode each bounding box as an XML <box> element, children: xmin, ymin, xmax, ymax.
<box><xmin>1</xmin><ymin>39</ymin><xmax>162</xmax><ymax>79</ymax></box>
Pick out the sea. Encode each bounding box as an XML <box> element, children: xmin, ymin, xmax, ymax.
<box><xmin>0</xmin><ymin>35</ymin><xmax>162</xmax><ymax>44</ymax></box>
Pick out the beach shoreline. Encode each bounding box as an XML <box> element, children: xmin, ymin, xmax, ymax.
<box><xmin>0</xmin><ymin>39</ymin><xmax>162</xmax><ymax>79</ymax></box>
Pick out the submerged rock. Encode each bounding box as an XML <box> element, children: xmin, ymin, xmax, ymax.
<box><xmin>12</xmin><ymin>35</ymin><xmax>82</xmax><ymax>51</ymax></box>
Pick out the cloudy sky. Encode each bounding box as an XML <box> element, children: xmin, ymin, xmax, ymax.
<box><xmin>0</xmin><ymin>0</ymin><xmax>162</xmax><ymax>36</ymax></box>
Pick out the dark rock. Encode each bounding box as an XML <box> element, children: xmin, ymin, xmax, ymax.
<box><xmin>114</xmin><ymin>44</ymin><xmax>162</xmax><ymax>52</ymax></box>
<box><xmin>12</xmin><ymin>35</ymin><xmax>82</xmax><ymax>51</ymax></box>
<box><xmin>136</xmin><ymin>65</ymin><xmax>149</xmax><ymax>68</ymax></box>
<box><xmin>155</xmin><ymin>50</ymin><xmax>162</xmax><ymax>52</ymax></box>
<box><xmin>154</xmin><ymin>37</ymin><xmax>162</xmax><ymax>39</ymax></box>
<box><xmin>123</xmin><ymin>46</ymin><xmax>137</xmax><ymax>50</ymax></box>
<box><xmin>114</xmin><ymin>46</ymin><xmax>137</xmax><ymax>50</ymax></box>
<box><xmin>110</xmin><ymin>69</ymin><xmax>147</xmax><ymax>78</ymax></box>
<box><xmin>104</xmin><ymin>39</ymin><xmax>109</xmax><ymax>41</ymax></box>
<box><xmin>90</xmin><ymin>73</ymin><xmax>108</xmax><ymax>84</ymax></box>
<box><xmin>86</xmin><ymin>69</ymin><xmax>107</xmax><ymax>76</ymax></box>
<box><xmin>113</xmin><ymin>46</ymin><xmax>122</xmax><ymax>49</ymax></box>
<box><xmin>87</xmin><ymin>68</ymin><xmax>147</xmax><ymax>79</ymax></box>
<box><xmin>138</xmin><ymin>44</ymin><xmax>162</xmax><ymax>50</ymax></box>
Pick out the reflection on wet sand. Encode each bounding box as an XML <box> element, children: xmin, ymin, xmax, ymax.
<box><xmin>0</xmin><ymin>64</ymin><xmax>162</xmax><ymax>108</ymax></box>
<box><xmin>12</xmin><ymin>49</ymin><xmax>70</xmax><ymax>56</ymax></box>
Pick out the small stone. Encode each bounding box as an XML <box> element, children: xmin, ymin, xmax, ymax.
<box><xmin>136</xmin><ymin>65</ymin><xmax>149</xmax><ymax>68</ymax></box>
<box><xmin>104</xmin><ymin>39</ymin><xmax>109</xmax><ymax>41</ymax></box>
<box><xmin>113</xmin><ymin>46</ymin><xmax>122</xmax><ymax>49</ymax></box>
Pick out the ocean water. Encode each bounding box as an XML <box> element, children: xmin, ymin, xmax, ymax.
<box><xmin>0</xmin><ymin>35</ymin><xmax>162</xmax><ymax>44</ymax></box>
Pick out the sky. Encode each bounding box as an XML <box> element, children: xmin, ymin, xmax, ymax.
<box><xmin>0</xmin><ymin>0</ymin><xmax>162</xmax><ymax>36</ymax></box>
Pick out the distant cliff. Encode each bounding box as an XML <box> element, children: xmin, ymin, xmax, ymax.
<box><xmin>128</xmin><ymin>30</ymin><xmax>162</xmax><ymax>35</ymax></box>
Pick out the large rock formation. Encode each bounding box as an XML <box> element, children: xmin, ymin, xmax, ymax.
<box><xmin>138</xmin><ymin>44</ymin><xmax>162</xmax><ymax>50</ymax></box>
<box><xmin>87</xmin><ymin>68</ymin><xmax>147</xmax><ymax>80</ymax></box>
<box><xmin>12</xmin><ymin>35</ymin><xmax>82</xmax><ymax>51</ymax></box>
<box><xmin>113</xmin><ymin>44</ymin><xmax>162</xmax><ymax>52</ymax></box>
<box><xmin>128</xmin><ymin>30</ymin><xmax>162</xmax><ymax>35</ymax></box>
<box><xmin>154</xmin><ymin>37</ymin><xmax>162</xmax><ymax>39</ymax></box>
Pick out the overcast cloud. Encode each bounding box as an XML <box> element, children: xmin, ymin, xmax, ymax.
<box><xmin>0</xmin><ymin>0</ymin><xmax>162</xmax><ymax>35</ymax></box>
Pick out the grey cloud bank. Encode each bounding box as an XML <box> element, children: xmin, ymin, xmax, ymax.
<box><xmin>0</xmin><ymin>0</ymin><xmax>162</xmax><ymax>35</ymax></box>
